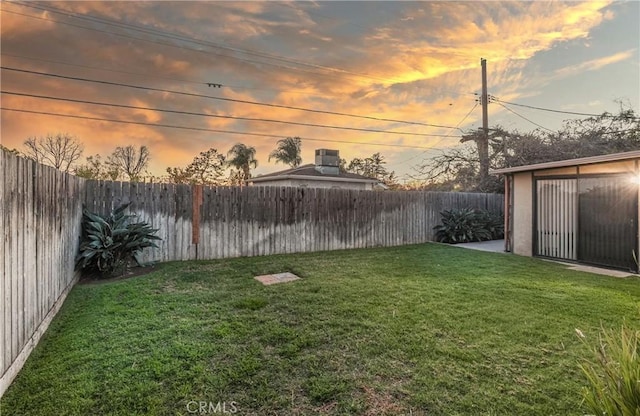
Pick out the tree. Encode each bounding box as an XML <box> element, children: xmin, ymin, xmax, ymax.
<box><xmin>23</xmin><ymin>133</ymin><xmax>83</xmax><ymax>172</ymax></box>
<box><xmin>75</xmin><ymin>154</ymin><xmax>103</xmax><ymax>179</ymax></box>
<box><xmin>414</xmin><ymin>105</ymin><xmax>640</xmax><ymax>193</ymax></box>
<box><xmin>107</xmin><ymin>145</ymin><xmax>150</xmax><ymax>181</ymax></box>
<box><xmin>268</xmin><ymin>137</ymin><xmax>302</xmax><ymax>168</ymax></box>
<box><xmin>74</xmin><ymin>154</ymin><xmax>120</xmax><ymax>180</ymax></box>
<box><xmin>414</xmin><ymin>128</ymin><xmax>507</xmax><ymax>193</ymax></box>
<box><xmin>0</xmin><ymin>145</ymin><xmax>20</xmax><ymax>156</ymax></box>
<box><xmin>343</xmin><ymin>152</ymin><xmax>398</xmax><ymax>188</ymax></box>
<box><xmin>166</xmin><ymin>148</ymin><xmax>226</xmax><ymax>185</ymax></box>
<box><xmin>227</xmin><ymin>143</ymin><xmax>257</xmax><ymax>186</ymax></box>
<box><xmin>460</xmin><ymin>129</ymin><xmax>489</xmax><ymax>185</ymax></box>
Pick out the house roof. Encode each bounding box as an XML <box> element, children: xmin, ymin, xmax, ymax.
<box><xmin>490</xmin><ymin>150</ymin><xmax>640</xmax><ymax>175</ymax></box>
<box><xmin>249</xmin><ymin>164</ymin><xmax>379</xmax><ymax>184</ymax></box>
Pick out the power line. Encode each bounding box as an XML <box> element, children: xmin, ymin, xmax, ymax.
<box><xmin>0</xmin><ymin>52</ymin><xmax>354</xmax><ymax>98</ymax></box>
<box><xmin>395</xmin><ymin>101</ymin><xmax>480</xmax><ymax>170</ymax></box>
<box><xmin>1</xmin><ymin>90</ymin><xmax>458</xmax><ymax>138</ymax></box>
<box><xmin>6</xmin><ymin>2</ymin><xmax>478</xmax><ymax>97</ymax></box>
<box><xmin>441</xmin><ymin>101</ymin><xmax>479</xmax><ymax>140</ymax></box>
<box><xmin>6</xmin><ymin>2</ymin><xmax>411</xmax><ymax>87</ymax></box>
<box><xmin>491</xmin><ymin>96</ymin><xmax>638</xmax><ymax>119</ymax></box>
<box><xmin>495</xmin><ymin>102</ymin><xmax>555</xmax><ymax>133</ymax></box>
<box><xmin>0</xmin><ymin>107</ymin><xmax>447</xmax><ymax>150</ymax></box>
<box><xmin>16</xmin><ymin>1</ymin><xmax>392</xmax><ymax>82</ymax></box>
<box><xmin>0</xmin><ymin>8</ymin><xmax>339</xmax><ymax>84</ymax></box>
<box><xmin>1</xmin><ymin>66</ymin><xmax>461</xmax><ymax>130</ymax></box>
<box><xmin>1</xmin><ymin>52</ymin><xmax>205</xmax><ymax>85</ymax></box>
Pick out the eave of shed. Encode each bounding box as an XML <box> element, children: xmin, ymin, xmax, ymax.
<box><xmin>490</xmin><ymin>150</ymin><xmax>640</xmax><ymax>175</ymax></box>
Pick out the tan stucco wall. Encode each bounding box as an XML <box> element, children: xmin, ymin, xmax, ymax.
<box><xmin>512</xmin><ymin>172</ymin><xmax>533</xmax><ymax>256</ymax></box>
<box><xmin>578</xmin><ymin>160</ymin><xmax>637</xmax><ymax>174</ymax></box>
<box><xmin>252</xmin><ymin>178</ymin><xmax>374</xmax><ymax>190</ymax></box>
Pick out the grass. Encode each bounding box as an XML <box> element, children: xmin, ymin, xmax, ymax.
<box><xmin>1</xmin><ymin>243</ymin><xmax>639</xmax><ymax>415</ymax></box>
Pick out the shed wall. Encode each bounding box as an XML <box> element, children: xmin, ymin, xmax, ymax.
<box><xmin>509</xmin><ymin>158</ymin><xmax>640</xmax><ymax>271</ymax></box>
<box><xmin>512</xmin><ymin>172</ymin><xmax>533</xmax><ymax>256</ymax></box>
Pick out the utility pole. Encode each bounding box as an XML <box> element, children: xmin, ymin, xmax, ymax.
<box><xmin>478</xmin><ymin>58</ymin><xmax>490</xmax><ymax>185</ymax></box>
<box><xmin>481</xmin><ymin>58</ymin><xmax>489</xmax><ymax>137</ymax></box>
<box><xmin>459</xmin><ymin>58</ymin><xmax>490</xmax><ymax>188</ymax></box>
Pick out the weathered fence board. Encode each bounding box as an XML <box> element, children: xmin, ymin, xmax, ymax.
<box><xmin>82</xmin><ymin>181</ymin><xmax>503</xmax><ymax>262</ymax></box>
<box><xmin>1</xmin><ymin>152</ymin><xmax>84</xmax><ymax>398</ymax></box>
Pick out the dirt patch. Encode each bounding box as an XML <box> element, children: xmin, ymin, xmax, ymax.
<box><xmin>78</xmin><ymin>265</ymin><xmax>158</xmax><ymax>285</ymax></box>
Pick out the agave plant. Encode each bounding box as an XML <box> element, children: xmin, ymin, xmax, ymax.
<box><xmin>76</xmin><ymin>203</ymin><xmax>161</xmax><ymax>277</ymax></box>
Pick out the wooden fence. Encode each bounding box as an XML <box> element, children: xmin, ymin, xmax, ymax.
<box><xmin>84</xmin><ymin>181</ymin><xmax>504</xmax><ymax>263</ymax></box>
<box><xmin>1</xmin><ymin>149</ymin><xmax>503</xmax><ymax>397</ymax></box>
<box><xmin>1</xmin><ymin>151</ymin><xmax>84</xmax><ymax>397</ymax></box>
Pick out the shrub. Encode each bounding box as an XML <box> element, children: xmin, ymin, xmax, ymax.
<box><xmin>476</xmin><ymin>210</ymin><xmax>505</xmax><ymax>240</ymax></box>
<box><xmin>575</xmin><ymin>323</ymin><xmax>640</xmax><ymax>416</ymax></box>
<box><xmin>433</xmin><ymin>208</ymin><xmax>502</xmax><ymax>244</ymax></box>
<box><xmin>76</xmin><ymin>203</ymin><xmax>161</xmax><ymax>277</ymax></box>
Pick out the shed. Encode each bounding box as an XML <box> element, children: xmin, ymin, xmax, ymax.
<box><xmin>491</xmin><ymin>150</ymin><xmax>640</xmax><ymax>273</ymax></box>
<box><xmin>249</xmin><ymin>149</ymin><xmax>381</xmax><ymax>190</ymax></box>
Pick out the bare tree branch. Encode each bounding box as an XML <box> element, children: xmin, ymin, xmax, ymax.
<box><xmin>23</xmin><ymin>133</ymin><xmax>83</xmax><ymax>172</ymax></box>
<box><xmin>108</xmin><ymin>145</ymin><xmax>150</xmax><ymax>181</ymax></box>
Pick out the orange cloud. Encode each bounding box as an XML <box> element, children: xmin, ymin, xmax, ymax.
<box><xmin>1</xmin><ymin>0</ymin><xmax>634</xmax><ymax>182</ymax></box>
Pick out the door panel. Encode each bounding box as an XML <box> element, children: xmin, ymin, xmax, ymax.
<box><xmin>578</xmin><ymin>176</ymin><xmax>638</xmax><ymax>272</ymax></box>
<box><xmin>536</xmin><ymin>179</ymin><xmax>578</xmax><ymax>260</ymax></box>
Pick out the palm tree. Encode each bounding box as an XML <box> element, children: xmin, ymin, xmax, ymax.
<box><xmin>268</xmin><ymin>137</ymin><xmax>302</xmax><ymax>168</ymax></box>
<box><xmin>227</xmin><ymin>143</ymin><xmax>258</xmax><ymax>186</ymax></box>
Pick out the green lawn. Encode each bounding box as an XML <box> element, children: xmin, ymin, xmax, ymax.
<box><xmin>2</xmin><ymin>243</ymin><xmax>639</xmax><ymax>415</ymax></box>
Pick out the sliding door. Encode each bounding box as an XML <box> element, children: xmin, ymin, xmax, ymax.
<box><xmin>578</xmin><ymin>175</ymin><xmax>638</xmax><ymax>271</ymax></box>
<box><xmin>536</xmin><ymin>179</ymin><xmax>578</xmax><ymax>260</ymax></box>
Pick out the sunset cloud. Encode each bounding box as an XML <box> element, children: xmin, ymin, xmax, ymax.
<box><xmin>1</xmin><ymin>1</ymin><xmax>637</xmax><ymax>181</ymax></box>
<box><xmin>551</xmin><ymin>49</ymin><xmax>636</xmax><ymax>79</ymax></box>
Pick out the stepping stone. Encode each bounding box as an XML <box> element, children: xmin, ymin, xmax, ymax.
<box><xmin>254</xmin><ymin>272</ymin><xmax>301</xmax><ymax>285</ymax></box>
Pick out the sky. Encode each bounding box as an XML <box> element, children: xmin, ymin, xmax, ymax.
<box><xmin>1</xmin><ymin>1</ymin><xmax>639</xmax><ymax>182</ymax></box>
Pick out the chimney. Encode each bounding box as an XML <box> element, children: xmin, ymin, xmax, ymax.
<box><xmin>314</xmin><ymin>149</ymin><xmax>340</xmax><ymax>175</ymax></box>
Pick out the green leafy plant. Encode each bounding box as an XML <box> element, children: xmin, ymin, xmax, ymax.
<box><xmin>476</xmin><ymin>210</ymin><xmax>505</xmax><ymax>240</ymax></box>
<box><xmin>76</xmin><ymin>203</ymin><xmax>161</xmax><ymax>277</ymax></box>
<box><xmin>575</xmin><ymin>323</ymin><xmax>640</xmax><ymax>416</ymax></box>
<box><xmin>433</xmin><ymin>208</ymin><xmax>500</xmax><ymax>244</ymax></box>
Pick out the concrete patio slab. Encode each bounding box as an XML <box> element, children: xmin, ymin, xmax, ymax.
<box><xmin>454</xmin><ymin>239</ymin><xmax>506</xmax><ymax>253</ymax></box>
<box><xmin>455</xmin><ymin>240</ymin><xmax>637</xmax><ymax>278</ymax></box>
<box><xmin>553</xmin><ymin>262</ymin><xmax>636</xmax><ymax>278</ymax></box>
<box><xmin>254</xmin><ymin>272</ymin><xmax>301</xmax><ymax>285</ymax></box>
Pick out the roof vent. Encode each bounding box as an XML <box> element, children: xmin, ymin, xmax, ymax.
<box><xmin>314</xmin><ymin>149</ymin><xmax>340</xmax><ymax>175</ymax></box>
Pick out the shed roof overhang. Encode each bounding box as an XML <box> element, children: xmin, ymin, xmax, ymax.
<box><xmin>490</xmin><ymin>150</ymin><xmax>640</xmax><ymax>175</ymax></box>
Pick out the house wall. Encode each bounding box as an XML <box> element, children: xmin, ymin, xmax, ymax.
<box><xmin>512</xmin><ymin>172</ymin><xmax>533</xmax><ymax>256</ymax></box>
<box><xmin>252</xmin><ymin>178</ymin><xmax>374</xmax><ymax>190</ymax></box>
